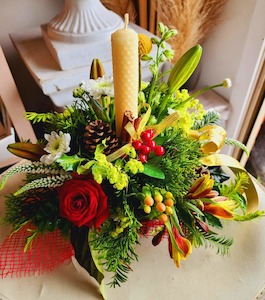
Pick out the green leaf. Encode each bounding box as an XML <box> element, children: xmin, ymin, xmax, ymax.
<box><xmin>143</xmin><ymin>163</ymin><xmax>165</xmax><ymax>179</ymax></box>
<box><xmin>56</xmin><ymin>154</ymin><xmax>85</xmax><ymax>171</ymax></box>
<box><xmin>207</xmin><ymin>166</ymin><xmax>230</xmax><ymax>183</ymax></box>
<box><xmin>71</xmin><ymin>227</ymin><xmax>104</xmax><ymax>285</ymax></box>
<box><xmin>204</xmin><ymin>212</ymin><xmax>223</xmax><ymax>229</ymax></box>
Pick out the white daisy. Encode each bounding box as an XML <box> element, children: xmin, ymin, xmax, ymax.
<box><xmin>81</xmin><ymin>75</ymin><xmax>114</xmax><ymax>99</ymax></box>
<box><xmin>40</xmin><ymin>131</ymin><xmax>71</xmax><ymax>165</ymax></box>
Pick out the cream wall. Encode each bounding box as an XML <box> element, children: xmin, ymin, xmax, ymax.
<box><xmin>195</xmin><ymin>0</ymin><xmax>265</xmax><ymax>152</ymax></box>
<box><xmin>0</xmin><ymin>0</ymin><xmax>64</xmax><ymax>120</ymax></box>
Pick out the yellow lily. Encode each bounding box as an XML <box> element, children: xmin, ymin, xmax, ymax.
<box><xmin>203</xmin><ymin>196</ymin><xmax>237</xmax><ymax>219</ymax></box>
<box><xmin>187</xmin><ymin>173</ymin><xmax>217</xmax><ymax>199</ymax></box>
<box><xmin>167</xmin><ymin>225</ymin><xmax>192</xmax><ymax>268</ymax></box>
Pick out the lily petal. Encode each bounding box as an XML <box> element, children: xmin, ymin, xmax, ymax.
<box><xmin>203</xmin><ymin>198</ymin><xmax>236</xmax><ymax>219</ymax></box>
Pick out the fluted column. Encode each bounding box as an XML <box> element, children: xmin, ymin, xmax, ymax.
<box><xmin>47</xmin><ymin>0</ymin><xmax>123</xmax><ymax>43</ymax></box>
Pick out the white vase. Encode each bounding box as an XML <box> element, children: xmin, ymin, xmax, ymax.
<box><xmin>47</xmin><ymin>0</ymin><xmax>123</xmax><ymax>43</ymax></box>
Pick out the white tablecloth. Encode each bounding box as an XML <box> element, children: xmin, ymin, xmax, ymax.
<box><xmin>1</xmin><ymin>171</ymin><xmax>265</xmax><ymax>300</ymax></box>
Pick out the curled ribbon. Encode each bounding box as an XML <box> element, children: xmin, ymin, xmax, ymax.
<box><xmin>201</xmin><ymin>154</ymin><xmax>259</xmax><ymax>212</ymax></box>
<box><xmin>190</xmin><ymin>125</ymin><xmax>227</xmax><ymax>155</ymax></box>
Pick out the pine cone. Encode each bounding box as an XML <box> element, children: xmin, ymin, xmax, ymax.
<box><xmin>84</xmin><ymin>120</ymin><xmax>119</xmax><ymax>155</ymax></box>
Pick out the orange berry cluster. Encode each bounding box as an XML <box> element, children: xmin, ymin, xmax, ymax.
<box><xmin>143</xmin><ymin>191</ymin><xmax>174</xmax><ymax>223</ymax></box>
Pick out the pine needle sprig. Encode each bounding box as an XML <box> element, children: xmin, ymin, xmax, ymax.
<box><xmin>156</xmin><ymin>129</ymin><xmax>203</xmax><ymax>198</ymax></box>
<box><xmin>90</xmin><ymin>197</ymin><xmax>141</xmax><ymax>287</ymax></box>
<box><xmin>200</xmin><ymin>230</ymin><xmax>233</xmax><ymax>255</ymax></box>
<box><xmin>192</xmin><ymin>109</ymin><xmax>220</xmax><ymax>129</ymax></box>
<box><xmin>26</xmin><ymin>101</ymin><xmax>91</xmax><ymax>140</ymax></box>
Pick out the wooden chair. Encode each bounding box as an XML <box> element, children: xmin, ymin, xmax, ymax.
<box><xmin>0</xmin><ymin>46</ymin><xmax>36</xmax><ymax>169</ymax></box>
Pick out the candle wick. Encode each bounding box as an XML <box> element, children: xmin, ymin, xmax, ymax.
<box><xmin>124</xmin><ymin>13</ymin><xmax>129</xmax><ymax>29</ymax></box>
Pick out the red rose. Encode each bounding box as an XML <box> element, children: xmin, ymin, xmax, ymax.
<box><xmin>57</xmin><ymin>175</ymin><xmax>109</xmax><ymax>228</ymax></box>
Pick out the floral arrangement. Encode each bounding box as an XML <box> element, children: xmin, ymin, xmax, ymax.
<box><xmin>0</xmin><ymin>19</ymin><xmax>263</xmax><ymax>296</ymax></box>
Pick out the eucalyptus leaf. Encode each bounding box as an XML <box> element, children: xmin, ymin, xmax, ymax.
<box><xmin>143</xmin><ymin>163</ymin><xmax>165</xmax><ymax>179</ymax></box>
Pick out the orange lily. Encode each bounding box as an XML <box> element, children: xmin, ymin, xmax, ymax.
<box><xmin>187</xmin><ymin>173</ymin><xmax>218</xmax><ymax>199</ymax></box>
<box><xmin>167</xmin><ymin>225</ymin><xmax>192</xmax><ymax>268</ymax></box>
<box><xmin>203</xmin><ymin>196</ymin><xmax>236</xmax><ymax>219</ymax></box>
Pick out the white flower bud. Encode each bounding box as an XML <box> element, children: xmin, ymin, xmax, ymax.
<box><xmin>223</xmin><ymin>78</ymin><xmax>232</xmax><ymax>88</ymax></box>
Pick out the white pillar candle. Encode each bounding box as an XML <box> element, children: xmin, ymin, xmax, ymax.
<box><xmin>111</xmin><ymin>14</ymin><xmax>139</xmax><ymax>137</ymax></box>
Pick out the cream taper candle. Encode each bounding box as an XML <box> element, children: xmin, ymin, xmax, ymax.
<box><xmin>111</xmin><ymin>13</ymin><xmax>139</xmax><ymax>137</ymax></box>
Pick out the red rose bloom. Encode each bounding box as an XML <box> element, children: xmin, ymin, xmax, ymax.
<box><xmin>57</xmin><ymin>175</ymin><xmax>109</xmax><ymax>228</ymax></box>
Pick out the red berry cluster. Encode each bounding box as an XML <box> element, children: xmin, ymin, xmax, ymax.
<box><xmin>132</xmin><ymin>129</ymin><xmax>165</xmax><ymax>163</ymax></box>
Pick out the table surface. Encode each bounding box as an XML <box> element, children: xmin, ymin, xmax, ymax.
<box><xmin>0</xmin><ymin>170</ymin><xmax>265</xmax><ymax>300</ymax></box>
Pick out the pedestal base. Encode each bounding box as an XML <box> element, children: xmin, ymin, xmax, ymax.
<box><xmin>42</xmin><ymin>24</ymin><xmax>114</xmax><ymax>71</ymax></box>
<box><xmin>10</xmin><ymin>24</ymin><xmax>156</xmax><ymax>109</ymax></box>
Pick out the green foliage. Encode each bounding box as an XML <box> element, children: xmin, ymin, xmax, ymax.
<box><xmin>233</xmin><ymin>210</ymin><xmax>265</xmax><ymax>221</ymax></box>
<box><xmin>25</xmin><ymin>112</ymin><xmax>57</xmax><ymax>124</ymax></box>
<box><xmin>143</xmin><ymin>160</ymin><xmax>165</xmax><ymax>179</ymax></box>
<box><xmin>90</xmin><ymin>197</ymin><xmax>141</xmax><ymax>287</ymax></box>
<box><xmin>26</xmin><ymin>101</ymin><xmax>92</xmax><ymax>154</ymax></box>
<box><xmin>204</xmin><ymin>213</ymin><xmax>223</xmax><ymax>230</ymax></box>
<box><xmin>192</xmin><ymin>110</ymin><xmax>221</xmax><ymax>129</ymax></box>
<box><xmin>207</xmin><ymin>166</ymin><xmax>230</xmax><ymax>183</ymax></box>
<box><xmin>200</xmin><ymin>231</ymin><xmax>233</xmax><ymax>255</ymax></box>
<box><xmin>71</xmin><ymin>226</ymin><xmax>104</xmax><ymax>285</ymax></box>
<box><xmin>56</xmin><ymin>154</ymin><xmax>86</xmax><ymax>172</ymax></box>
<box><xmin>138</xmin><ymin>129</ymin><xmax>203</xmax><ymax>200</ymax></box>
<box><xmin>219</xmin><ymin>172</ymin><xmax>249</xmax><ymax>212</ymax></box>
<box><xmin>3</xmin><ymin>188</ymin><xmax>71</xmax><ymax>237</ymax></box>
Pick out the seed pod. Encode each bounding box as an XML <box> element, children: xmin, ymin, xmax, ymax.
<box><xmin>90</xmin><ymin>58</ymin><xmax>105</xmax><ymax>79</ymax></box>
<box><xmin>152</xmin><ymin>227</ymin><xmax>165</xmax><ymax>246</ymax></box>
<box><xmin>7</xmin><ymin>142</ymin><xmax>46</xmax><ymax>161</ymax></box>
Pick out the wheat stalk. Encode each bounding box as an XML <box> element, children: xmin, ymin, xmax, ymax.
<box><xmin>156</xmin><ymin>0</ymin><xmax>229</xmax><ymax>62</ymax></box>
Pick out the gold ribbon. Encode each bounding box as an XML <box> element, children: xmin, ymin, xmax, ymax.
<box><xmin>201</xmin><ymin>154</ymin><xmax>259</xmax><ymax>212</ymax></box>
<box><xmin>194</xmin><ymin>125</ymin><xmax>227</xmax><ymax>154</ymax></box>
